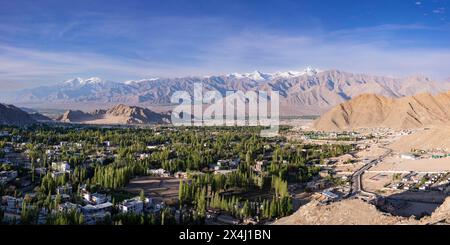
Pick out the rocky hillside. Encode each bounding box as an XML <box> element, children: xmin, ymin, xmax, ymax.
<box><xmin>29</xmin><ymin>112</ymin><xmax>52</xmax><ymax>122</ymax></box>
<box><xmin>274</xmin><ymin>196</ymin><xmax>450</xmax><ymax>225</ymax></box>
<box><xmin>0</xmin><ymin>103</ymin><xmax>37</xmax><ymax>126</ymax></box>
<box><xmin>57</xmin><ymin>104</ymin><xmax>170</xmax><ymax>124</ymax></box>
<box><xmin>57</xmin><ymin>110</ymin><xmax>95</xmax><ymax>123</ymax></box>
<box><xmin>274</xmin><ymin>198</ymin><xmax>406</xmax><ymax>225</ymax></box>
<box><xmin>314</xmin><ymin>91</ymin><xmax>450</xmax><ymax>131</ymax></box>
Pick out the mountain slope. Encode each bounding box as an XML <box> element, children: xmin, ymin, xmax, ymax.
<box><xmin>313</xmin><ymin>91</ymin><xmax>450</xmax><ymax>131</ymax></box>
<box><xmin>0</xmin><ymin>103</ymin><xmax>37</xmax><ymax>126</ymax></box>
<box><xmin>29</xmin><ymin>112</ymin><xmax>52</xmax><ymax>122</ymax></box>
<box><xmin>57</xmin><ymin>104</ymin><xmax>170</xmax><ymax>125</ymax></box>
<box><xmin>5</xmin><ymin>69</ymin><xmax>449</xmax><ymax>116</ymax></box>
<box><xmin>57</xmin><ymin>110</ymin><xmax>95</xmax><ymax>123</ymax></box>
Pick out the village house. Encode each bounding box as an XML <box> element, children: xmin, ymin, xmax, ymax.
<box><xmin>118</xmin><ymin>198</ymin><xmax>145</xmax><ymax>214</ymax></box>
<box><xmin>58</xmin><ymin>202</ymin><xmax>81</xmax><ymax>213</ymax></box>
<box><xmin>51</xmin><ymin>161</ymin><xmax>71</xmax><ymax>172</ymax></box>
<box><xmin>82</xmin><ymin>202</ymin><xmax>113</xmax><ymax>214</ymax></box>
<box><xmin>139</xmin><ymin>153</ymin><xmax>151</xmax><ymax>160</ymax></box>
<box><xmin>255</xmin><ymin>160</ymin><xmax>268</xmax><ymax>172</ymax></box>
<box><xmin>86</xmin><ymin>193</ymin><xmax>108</xmax><ymax>205</ymax></box>
<box><xmin>400</xmin><ymin>153</ymin><xmax>417</xmax><ymax>160</ymax></box>
<box><xmin>82</xmin><ymin>202</ymin><xmax>113</xmax><ymax>225</ymax></box>
<box><xmin>35</xmin><ymin>167</ymin><xmax>47</xmax><ymax>176</ymax></box>
<box><xmin>0</xmin><ymin>131</ymin><xmax>10</xmax><ymax>137</ymax></box>
<box><xmin>148</xmin><ymin>201</ymin><xmax>165</xmax><ymax>213</ymax></box>
<box><xmin>1</xmin><ymin>196</ymin><xmax>23</xmax><ymax>214</ymax></box>
<box><xmin>175</xmin><ymin>171</ymin><xmax>188</xmax><ymax>179</ymax></box>
<box><xmin>0</xmin><ymin>170</ymin><xmax>18</xmax><ymax>184</ymax></box>
<box><xmin>56</xmin><ymin>184</ymin><xmax>73</xmax><ymax>195</ymax></box>
<box><xmin>51</xmin><ymin>171</ymin><xmax>66</xmax><ymax>178</ymax></box>
<box><xmin>147</xmin><ymin>168</ymin><xmax>170</xmax><ymax>177</ymax></box>
<box><xmin>80</xmin><ymin>185</ymin><xmax>109</xmax><ymax>205</ymax></box>
<box><xmin>216</xmin><ymin>214</ymin><xmax>240</xmax><ymax>225</ymax></box>
<box><xmin>214</xmin><ymin>169</ymin><xmax>236</xmax><ymax>175</ymax></box>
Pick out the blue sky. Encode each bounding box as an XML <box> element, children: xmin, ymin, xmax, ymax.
<box><xmin>1</xmin><ymin>0</ymin><xmax>450</xmax><ymax>90</ymax></box>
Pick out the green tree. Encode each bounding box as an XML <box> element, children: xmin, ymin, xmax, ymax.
<box><xmin>139</xmin><ymin>189</ymin><xmax>145</xmax><ymax>202</ymax></box>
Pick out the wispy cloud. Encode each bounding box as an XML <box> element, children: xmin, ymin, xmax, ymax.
<box><xmin>0</xmin><ymin>43</ymin><xmax>209</xmax><ymax>89</ymax></box>
<box><xmin>197</xmin><ymin>30</ymin><xmax>450</xmax><ymax>78</ymax></box>
<box><xmin>1</xmin><ymin>10</ymin><xmax>450</xmax><ymax>90</ymax></box>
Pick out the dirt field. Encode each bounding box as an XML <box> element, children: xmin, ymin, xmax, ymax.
<box><xmin>280</xmin><ymin>118</ymin><xmax>314</xmax><ymax>130</ymax></box>
<box><xmin>363</xmin><ymin>172</ymin><xmax>393</xmax><ymax>192</ymax></box>
<box><xmin>334</xmin><ymin>163</ymin><xmax>364</xmax><ymax>174</ymax></box>
<box><xmin>125</xmin><ymin>176</ymin><xmax>181</xmax><ymax>203</ymax></box>
<box><xmin>356</xmin><ymin>145</ymin><xmax>389</xmax><ymax>159</ymax></box>
<box><xmin>372</xmin><ymin>156</ymin><xmax>450</xmax><ymax>172</ymax></box>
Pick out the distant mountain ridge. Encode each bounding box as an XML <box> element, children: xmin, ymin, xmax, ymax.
<box><xmin>314</xmin><ymin>91</ymin><xmax>450</xmax><ymax>131</ymax></box>
<box><xmin>3</xmin><ymin>68</ymin><xmax>449</xmax><ymax>116</ymax></box>
<box><xmin>57</xmin><ymin>104</ymin><xmax>170</xmax><ymax>125</ymax></box>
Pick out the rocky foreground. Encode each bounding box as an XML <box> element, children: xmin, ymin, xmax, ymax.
<box><xmin>274</xmin><ymin>197</ymin><xmax>450</xmax><ymax>225</ymax></box>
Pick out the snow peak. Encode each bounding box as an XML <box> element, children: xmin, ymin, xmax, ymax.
<box><xmin>179</xmin><ymin>229</ymin><xmax>214</xmax><ymax>243</ymax></box>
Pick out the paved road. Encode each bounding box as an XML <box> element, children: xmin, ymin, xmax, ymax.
<box><xmin>349</xmin><ymin>146</ymin><xmax>393</xmax><ymax>196</ymax></box>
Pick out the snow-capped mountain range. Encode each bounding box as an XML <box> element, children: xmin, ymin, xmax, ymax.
<box><xmin>2</xmin><ymin>67</ymin><xmax>449</xmax><ymax>116</ymax></box>
<box><xmin>225</xmin><ymin>67</ymin><xmax>319</xmax><ymax>81</ymax></box>
<box><xmin>60</xmin><ymin>67</ymin><xmax>321</xmax><ymax>86</ymax></box>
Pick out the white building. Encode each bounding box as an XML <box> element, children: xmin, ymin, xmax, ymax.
<box><xmin>139</xmin><ymin>153</ymin><xmax>150</xmax><ymax>160</ymax></box>
<box><xmin>51</xmin><ymin>171</ymin><xmax>66</xmax><ymax>178</ymax></box>
<box><xmin>82</xmin><ymin>202</ymin><xmax>113</xmax><ymax>215</ymax></box>
<box><xmin>92</xmin><ymin>193</ymin><xmax>108</xmax><ymax>204</ymax></box>
<box><xmin>322</xmin><ymin>190</ymin><xmax>339</xmax><ymax>200</ymax></box>
<box><xmin>400</xmin><ymin>153</ymin><xmax>416</xmax><ymax>160</ymax></box>
<box><xmin>119</xmin><ymin>198</ymin><xmax>144</xmax><ymax>214</ymax></box>
<box><xmin>147</xmin><ymin>168</ymin><xmax>170</xmax><ymax>177</ymax></box>
<box><xmin>51</xmin><ymin>161</ymin><xmax>71</xmax><ymax>172</ymax></box>
<box><xmin>56</xmin><ymin>184</ymin><xmax>73</xmax><ymax>195</ymax></box>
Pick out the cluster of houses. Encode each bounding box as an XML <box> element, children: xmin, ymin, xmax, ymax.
<box><xmin>392</xmin><ymin>172</ymin><xmax>450</xmax><ymax>191</ymax></box>
<box><xmin>0</xmin><ymin>131</ymin><xmax>10</xmax><ymax>137</ymax></box>
<box><xmin>209</xmin><ymin>159</ymin><xmax>240</xmax><ymax>171</ymax></box>
<box><xmin>0</xmin><ymin>182</ymin><xmax>171</xmax><ymax>225</ymax></box>
<box><xmin>1</xmin><ymin>195</ymin><xmax>23</xmax><ymax>222</ymax></box>
<box><xmin>0</xmin><ymin>170</ymin><xmax>17</xmax><ymax>184</ymax></box>
<box><xmin>147</xmin><ymin>168</ymin><xmax>171</xmax><ymax>177</ymax></box>
<box><xmin>147</xmin><ymin>158</ymin><xmax>243</xmax><ymax>178</ymax></box>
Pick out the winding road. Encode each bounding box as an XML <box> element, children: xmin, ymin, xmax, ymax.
<box><xmin>349</xmin><ymin>146</ymin><xmax>393</xmax><ymax>197</ymax></box>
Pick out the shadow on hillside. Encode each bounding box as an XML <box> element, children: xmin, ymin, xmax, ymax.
<box><xmin>376</xmin><ymin>186</ymin><xmax>449</xmax><ymax>219</ymax></box>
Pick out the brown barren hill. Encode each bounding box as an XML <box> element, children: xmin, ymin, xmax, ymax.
<box><xmin>274</xmin><ymin>198</ymin><xmax>406</xmax><ymax>225</ymax></box>
<box><xmin>313</xmin><ymin>91</ymin><xmax>450</xmax><ymax>131</ymax></box>
<box><xmin>274</xmin><ymin>196</ymin><xmax>450</xmax><ymax>225</ymax></box>
<box><xmin>57</xmin><ymin>110</ymin><xmax>95</xmax><ymax>122</ymax></box>
<box><xmin>93</xmin><ymin>104</ymin><xmax>170</xmax><ymax>124</ymax></box>
<box><xmin>57</xmin><ymin>104</ymin><xmax>170</xmax><ymax>125</ymax></box>
<box><xmin>390</xmin><ymin>126</ymin><xmax>450</xmax><ymax>152</ymax></box>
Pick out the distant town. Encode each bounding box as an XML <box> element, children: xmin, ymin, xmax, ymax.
<box><xmin>0</xmin><ymin>123</ymin><xmax>355</xmax><ymax>225</ymax></box>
